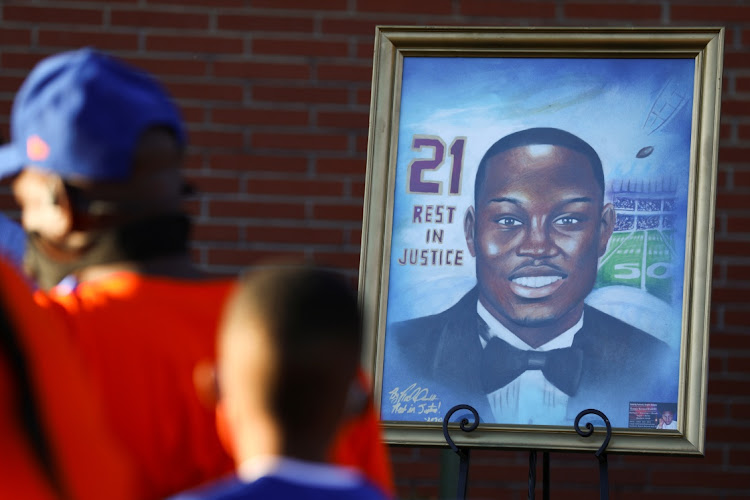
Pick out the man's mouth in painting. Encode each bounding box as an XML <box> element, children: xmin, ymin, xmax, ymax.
<box><xmin>511</xmin><ymin>275</ymin><xmax>562</xmax><ymax>288</ymax></box>
<box><xmin>508</xmin><ymin>266</ymin><xmax>566</xmax><ymax>299</ymax></box>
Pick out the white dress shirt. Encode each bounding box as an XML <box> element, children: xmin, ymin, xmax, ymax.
<box><xmin>477</xmin><ymin>301</ymin><xmax>584</xmax><ymax>426</ymax></box>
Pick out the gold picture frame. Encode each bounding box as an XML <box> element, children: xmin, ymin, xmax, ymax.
<box><xmin>359</xmin><ymin>26</ymin><xmax>723</xmax><ymax>455</ymax></box>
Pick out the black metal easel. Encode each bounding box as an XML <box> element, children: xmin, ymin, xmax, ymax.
<box><xmin>527</xmin><ymin>450</ymin><xmax>551</xmax><ymax>500</ymax></box>
<box><xmin>574</xmin><ymin>408</ymin><xmax>612</xmax><ymax>500</ymax></box>
<box><xmin>442</xmin><ymin>405</ymin><xmax>612</xmax><ymax>500</ymax></box>
<box><xmin>442</xmin><ymin>405</ymin><xmax>479</xmax><ymax>499</ymax></box>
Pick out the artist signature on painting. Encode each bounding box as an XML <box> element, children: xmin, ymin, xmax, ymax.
<box><xmin>387</xmin><ymin>383</ymin><xmax>442</xmax><ymax>421</ymax></box>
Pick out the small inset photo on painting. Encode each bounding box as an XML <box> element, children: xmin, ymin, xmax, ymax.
<box><xmin>628</xmin><ymin>402</ymin><xmax>678</xmax><ymax>430</ymax></box>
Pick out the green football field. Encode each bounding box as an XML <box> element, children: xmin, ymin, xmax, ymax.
<box><xmin>595</xmin><ymin>229</ymin><xmax>677</xmax><ymax>303</ymax></box>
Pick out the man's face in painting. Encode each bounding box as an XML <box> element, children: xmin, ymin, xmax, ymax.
<box><xmin>662</xmin><ymin>410</ymin><xmax>674</xmax><ymax>425</ymax></box>
<box><xmin>464</xmin><ymin>143</ymin><xmax>615</xmax><ymax>340</ymax></box>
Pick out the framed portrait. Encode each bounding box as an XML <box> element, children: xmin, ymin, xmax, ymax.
<box><xmin>359</xmin><ymin>27</ymin><xmax>724</xmax><ymax>454</ymax></box>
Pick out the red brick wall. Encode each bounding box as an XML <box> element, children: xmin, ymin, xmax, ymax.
<box><xmin>1</xmin><ymin>1</ymin><xmax>748</xmax><ymax>498</ymax></box>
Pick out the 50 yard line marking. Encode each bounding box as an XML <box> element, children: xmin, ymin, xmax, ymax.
<box><xmin>598</xmin><ymin>230</ymin><xmax>636</xmax><ymax>268</ymax></box>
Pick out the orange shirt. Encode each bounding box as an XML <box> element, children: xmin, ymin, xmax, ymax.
<box><xmin>0</xmin><ymin>259</ymin><xmax>135</xmax><ymax>500</ymax></box>
<box><xmin>42</xmin><ymin>273</ymin><xmax>236</xmax><ymax>500</ymax></box>
<box><xmin>41</xmin><ymin>272</ymin><xmax>393</xmax><ymax>499</ymax></box>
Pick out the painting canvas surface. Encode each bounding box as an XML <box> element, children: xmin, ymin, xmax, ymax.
<box><xmin>381</xmin><ymin>56</ymin><xmax>694</xmax><ymax>428</ymax></box>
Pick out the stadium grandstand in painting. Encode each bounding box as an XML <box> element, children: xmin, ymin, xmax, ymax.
<box><xmin>597</xmin><ymin>177</ymin><xmax>680</xmax><ymax>304</ymax></box>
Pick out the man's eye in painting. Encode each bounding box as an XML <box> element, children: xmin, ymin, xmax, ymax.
<box><xmin>495</xmin><ymin>216</ymin><xmax>523</xmax><ymax>227</ymax></box>
<box><xmin>554</xmin><ymin>215</ymin><xmax>581</xmax><ymax>225</ymax></box>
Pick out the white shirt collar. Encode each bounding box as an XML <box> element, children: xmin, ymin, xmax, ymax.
<box><xmin>237</xmin><ymin>455</ymin><xmax>363</xmax><ymax>489</ymax></box>
<box><xmin>477</xmin><ymin>301</ymin><xmax>583</xmax><ymax>351</ymax></box>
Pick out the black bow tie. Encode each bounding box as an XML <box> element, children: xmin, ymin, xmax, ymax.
<box><xmin>480</xmin><ymin>337</ymin><xmax>583</xmax><ymax>396</ymax></box>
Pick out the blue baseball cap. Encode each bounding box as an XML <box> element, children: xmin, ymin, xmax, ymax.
<box><xmin>0</xmin><ymin>48</ymin><xmax>185</xmax><ymax>182</ymax></box>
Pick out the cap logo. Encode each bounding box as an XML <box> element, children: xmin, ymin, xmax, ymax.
<box><xmin>27</xmin><ymin>135</ymin><xmax>50</xmax><ymax>161</ymax></box>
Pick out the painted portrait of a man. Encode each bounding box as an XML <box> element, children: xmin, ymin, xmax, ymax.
<box><xmin>383</xmin><ymin>127</ymin><xmax>678</xmax><ymax>427</ymax></box>
<box><xmin>380</xmin><ymin>57</ymin><xmax>691</xmax><ymax>428</ymax></box>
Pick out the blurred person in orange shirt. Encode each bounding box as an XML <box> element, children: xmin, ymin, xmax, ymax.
<box><xmin>0</xmin><ymin>48</ymin><xmax>393</xmax><ymax>499</ymax></box>
<box><xmin>0</xmin><ymin>257</ymin><xmax>135</xmax><ymax>500</ymax></box>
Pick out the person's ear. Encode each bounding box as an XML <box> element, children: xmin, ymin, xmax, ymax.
<box><xmin>343</xmin><ymin>378</ymin><xmax>370</xmax><ymax>418</ymax></box>
<box><xmin>598</xmin><ymin>202</ymin><xmax>616</xmax><ymax>257</ymax></box>
<box><xmin>214</xmin><ymin>401</ymin><xmax>235</xmax><ymax>459</ymax></box>
<box><xmin>193</xmin><ymin>359</ymin><xmax>237</xmax><ymax>456</ymax></box>
<box><xmin>464</xmin><ymin>206</ymin><xmax>477</xmax><ymax>257</ymax></box>
<box><xmin>193</xmin><ymin>360</ymin><xmax>220</xmax><ymax>410</ymax></box>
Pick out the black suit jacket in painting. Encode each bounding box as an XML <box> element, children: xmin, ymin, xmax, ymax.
<box><xmin>381</xmin><ymin>287</ymin><xmax>678</xmax><ymax>427</ymax></box>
